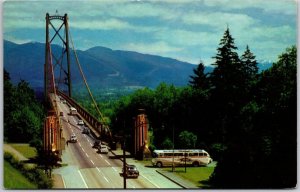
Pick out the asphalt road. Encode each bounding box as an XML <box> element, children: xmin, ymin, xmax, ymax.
<box><xmin>52</xmin><ymin>95</ymin><xmax>181</xmax><ymax>189</ymax></box>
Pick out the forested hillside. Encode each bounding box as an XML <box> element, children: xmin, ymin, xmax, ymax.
<box><xmin>91</xmin><ymin>27</ymin><xmax>296</xmax><ymax>188</ymax></box>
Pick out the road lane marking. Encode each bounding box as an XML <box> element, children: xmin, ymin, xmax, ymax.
<box><xmin>78</xmin><ymin>143</ymin><xmax>82</xmax><ymax>147</ymax></box>
<box><xmin>78</xmin><ymin>170</ymin><xmax>88</xmax><ymax>188</ymax></box>
<box><xmin>90</xmin><ymin>160</ymin><xmax>95</xmax><ymax>165</ymax></box>
<box><xmin>100</xmin><ymin>154</ymin><xmax>103</xmax><ymax>158</ymax></box>
<box><xmin>96</xmin><ymin>167</ymin><xmax>101</xmax><ymax>173</ymax></box>
<box><xmin>85</xmin><ymin>153</ymin><xmax>89</xmax><ymax>158</ymax></box>
<box><xmin>141</xmin><ymin>175</ymin><xmax>160</xmax><ymax>188</ymax></box>
<box><xmin>104</xmin><ymin>176</ymin><xmax>109</xmax><ymax>183</ymax></box>
<box><xmin>62</xmin><ymin>176</ymin><xmax>66</xmax><ymax>188</ymax></box>
<box><xmin>96</xmin><ymin>167</ymin><xmax>110</xmax><ymax>183</ymax></box>
<box><xmin>112</xmin><ymin>167</ymin><xmax>118</xmax><ymax>172</ymax></box>
<box><xmin>105</xmin><ymin>160</ymin><xmax>111</xmax><ymax>165</ymax></box>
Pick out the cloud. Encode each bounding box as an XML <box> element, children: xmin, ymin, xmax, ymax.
<box><xmin>182</xmin><ymin>11</ymin><xmax>258</xmax><ymax>31</ymax></box>
<box><xmin>203</xmin><ymin>0</ymin><xmax>296</xmax><ymax>15</ymax></box>
<box><xmin>107</xmin><ymin>2</ymin><xmax>175</xmax><ymax>19</ymax></box>
<box><xmin>70</xmin><ymin>18</ymin><xmax>133</xmax><ymax>30</ymax></box>
<box><xmin>121</xmin><ymin>41</ymin><xmax>182</xmax><ymax>55</ymax></box>
<box><xmin>154</xmin><ymin>28</ymin><xmax>220</xmax><ymax>47</ymax></box>
<box><xmin>4</xmin><ymin>35</ymin><xmax>33</xmax><ymax>44</ymax></box>
<box><xmin>2</xmin><ymin>0</ymin><xmax>296</xmax><ymax>65</ymax></box>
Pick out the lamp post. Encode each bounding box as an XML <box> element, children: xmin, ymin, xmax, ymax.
<box><xmin>184</xmin><ymin>152</ymin><xmax>187</xmax><ymax>173</ymax></box>
<box><xmin>123</xmin><ymin>138</ymin><xmax>126</xmax><ymax>189</ymax></box>
<box><xmin>172</xmin><ymin>124</ymin><xmax>175</xmax><ymax>172</ymax></box>
<box><xmin>122</xmin><ymin>120</ymin><xmax>127</xmax><ymax>189</ymax></box>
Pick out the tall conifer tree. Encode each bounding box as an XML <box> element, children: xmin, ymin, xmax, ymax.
<box><xmin>189</xmin><ymin>61</ymin><xmax>208</xmax><ymax>89</ymax></box>
<box><xmin>241</xmin><ymin>45</ymin><xmax>258</xmax><ymax>78</ymax></box>
<box><xmin>241</xmin><ymin>45</ymin><xmax>258</xmax><ymax>87</ymax></box>
<box><xmin>210</xmin><ymin>27</ymin><xmax>246</xmax><ymax>114</ymax></box>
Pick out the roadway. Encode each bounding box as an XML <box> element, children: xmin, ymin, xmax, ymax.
<box><xmin>51</xmin><ymin>94</ymin><xmax>181</xmax><ymax>189</ymax></box>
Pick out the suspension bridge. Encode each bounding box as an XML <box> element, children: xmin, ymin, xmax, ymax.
<box><xmin>42</xmin><ymin>12</ymin><xmax>150</xmax><ymax>166</ymax></box>
<box><xmin>33</xmin><ymin>12</ymin><xmax>190</xmax><ymax>189</ymax></box>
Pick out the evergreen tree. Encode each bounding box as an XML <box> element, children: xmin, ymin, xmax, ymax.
<box><xmin>241</xmin><ymin>45</ymin><xmax>258</xmax><ymax>91</ymax></box>
<box><xmin>210</xmin><ymin>27</ymin><xmax>242</xmax><ymax>96</ymax></box>
<box><xmin>241</xmin><ymin>45</ymin><xmax>258</xmax><ymax>80</ymax></box>
<box><xmin>209</xmin><ymin>46</ymin><xmax>297</xmax><ymax>188</ymax></box>
<box><xmin>253</xmin><ymin>46</ymin><xmax>297</xmax><ymax>187</ymax></box>
<box><xmin>189</xmin><ymin>61</ymin><xmax>209</xmax><ymax>89</ymax></box>
<box><xmin>209</xmin><ymin>27</ymin><xmax>244</xmax><ymax>143</ymax></box>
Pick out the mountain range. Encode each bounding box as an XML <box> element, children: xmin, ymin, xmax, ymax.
<box><xmin>3</xmin><ymin>40</ymin><xmax>272</xmax><ymax>91</ymax></box>
<box><xmin>4</xmin><ymin>40</ymin><xmax>207</xmax><ymax>90</ymax></box>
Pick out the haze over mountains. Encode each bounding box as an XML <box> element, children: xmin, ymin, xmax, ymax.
<box><xmin>4</xmin><ymin>40</ymin><xmax>271</xmax><ymax>91</ymax></box>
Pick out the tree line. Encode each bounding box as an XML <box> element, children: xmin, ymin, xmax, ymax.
<box><xmin>4</xmin><ymin>70</ymin><xmax>45</xmax><ymax>149</ymax></box>
<box><xmin>107</xmin><ymin>27</ymin><xmax>296</xmax><ymax>188</ymax></box>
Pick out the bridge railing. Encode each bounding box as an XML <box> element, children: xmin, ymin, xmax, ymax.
<box><xmin>57</xmin><ymin>90</ymin><xmax>107</xmax><ymax>139</ymax></box>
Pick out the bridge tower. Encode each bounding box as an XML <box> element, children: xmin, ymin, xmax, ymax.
<box><xmin>45</xmin><ymin>12</ymin><xmax>72</xmax><ymax>101</ymax></box>
<box><xmin>133</xmin><ymin>109</ymin><xmax>151</xmax><ymax>160</ymax></box>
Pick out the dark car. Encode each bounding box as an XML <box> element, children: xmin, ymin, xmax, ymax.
<box><xmin>82</xmin><ymin>127</ymin><xmax>90</xmax><ymax>134</ymax></box>
<box><xmin>93</xmin><ymin>140</ymin><xmax>101</xmax><ymax>148</ymax></box>
<box><xmin>121</xmin><ymin>165</ymin><xmax>139</xmax><ymax>178</ymax></box>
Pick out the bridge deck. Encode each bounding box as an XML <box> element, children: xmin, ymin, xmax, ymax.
<box><xmin>50</xmin><ymin>93</ymin><xmax>101</xmax><ymax>139</ymax></box>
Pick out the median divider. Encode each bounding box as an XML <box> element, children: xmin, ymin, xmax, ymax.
<box><xmin>109</xmin><ymin>149</ymin><xmax>131</xmax><ymax>160</ymax></box>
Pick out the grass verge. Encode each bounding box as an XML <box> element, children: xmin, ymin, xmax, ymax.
<box><xmin>10</xmin><ymin>143</ymin><xmax>37</xmax><ymax>159</ymax></box>
<box><xmin>4</xmin><ymin>160</ymin><xmax>37</xmax><ymax>189</ymax></box>
<box><xmin>136</xmin><ymin>158</ymin><xmax>215</xmax><ymax>188</ymax></box>
<box><xmin>4</xmin><ymin>151</ymin><xmax>53</xmax><ymax>189</ymax></box>
<box><xmin>163</xmin><ymin>166</ymin><xmax>214</xmax><ymax>188</ymax></box>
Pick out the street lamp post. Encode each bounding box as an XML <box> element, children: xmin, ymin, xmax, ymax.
<box><xmin>172</xmin><ymin>124</ymin><xmax>175</xmax><ymax>172</ymax></box>
<box><xmin>123</xmin><ymin>138</ymin><xmax>126</xmax><ymax>189</ymax></box>
<box><xmin>184</xmin><ymin>152</ymin><xmax>187</xmax><ymax>173</ymax></box>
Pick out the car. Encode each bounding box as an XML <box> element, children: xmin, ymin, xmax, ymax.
<box><xmin>93</xmin><ymin>140</ymin><xmax>101</xmax><ymax>148</ymax></box>
<box><xmin>121</xmin><ymin>165</ymin><xmax>139</xmax><ymax>178</ymax></box>
<box><xmin>97</xmin><ymin>145</ymin><xmax>109</xmax><ymax>154</ymax></box>
<box><xmin>70</xmin><ymin>133</ymin><xmax>77</xmax><ymax>143</ymax></box>
<box><xmin>77</xmin><ymin>119</ymin><xmax>84</xmax><ymax>125</ymax></box>
<box><xmin>82</xmin><ymin>127</ymin><xmax>90</xmax><ymax>134</ymax></box>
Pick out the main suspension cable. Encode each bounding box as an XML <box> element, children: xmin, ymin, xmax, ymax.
<box><xmin>68</xmin><ymin>31</ymin><xmax>105</xmax><ymax>122</ymax></box>
<box><xmin>48</xmin><ymin>43</ymin><xmax>58</xmax><ymax>115</ymax></box>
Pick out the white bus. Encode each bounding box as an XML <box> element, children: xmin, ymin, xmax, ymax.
<box><xmin>152</xmin><ymin>149</ymin><xmax>212</xmax><ymax>167</ymax></box>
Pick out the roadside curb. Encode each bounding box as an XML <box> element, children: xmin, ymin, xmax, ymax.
<box><xmin>156</xmin><ymin>170</ymin><xmax>188</xmax><ymax>189</ymax></box>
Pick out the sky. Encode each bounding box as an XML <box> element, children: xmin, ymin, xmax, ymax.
<box><xmin>2</xmin><ymin>0</ymin><xmax>298</xmax><ymax>65</ymax></box>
